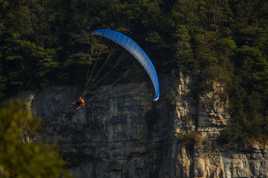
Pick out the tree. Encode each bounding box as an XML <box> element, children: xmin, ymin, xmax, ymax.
<box><xmin>175</xmin><ymin>25</ymin><xmax>194</xmax><ymax>72</ymax></box>
<box><xmin>0</xmin><ymin>100</ymin><xmax>72</xmax><ymax>178</ymax></box>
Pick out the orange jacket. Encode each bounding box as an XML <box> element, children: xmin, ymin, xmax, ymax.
<box><xmin>78</xmin><ymin>97</ymin><xmax>86</xmax><ymax>107</ymax></box>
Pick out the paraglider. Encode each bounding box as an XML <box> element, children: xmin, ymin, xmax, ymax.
<box><xmin>92</xmin><ymin>28</ymin><xmax>160</xmax><ymax>101</ymax></box>
<box><xmin>70</xmin><ymin>28</ymin><xmax>160</xmax><ymax>113</ymax></box>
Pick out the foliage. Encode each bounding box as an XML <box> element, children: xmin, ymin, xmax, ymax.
<box><xmin>0</xmin><ymin>100</ymin><xmax>71</xmax><ymax>178</ymax></box>
<box><xmin>171</xmin><ymin>0</ymin><xmax>268</xmax><ymax>145</ymax></box>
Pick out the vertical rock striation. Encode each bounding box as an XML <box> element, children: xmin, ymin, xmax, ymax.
<box><xmin>174</xmin><ymin>73</ymin><xmax>268</xmax><ymax>178</ymax></box>
<box><xmin>32</xmin><ymin>81</ymin><xmax>175</xmax><ymax>178</ymax></box>
<box><xmin>29</xmin><ymin>73</ymin><xmax>268</xmax><ymax>178</ymax></box>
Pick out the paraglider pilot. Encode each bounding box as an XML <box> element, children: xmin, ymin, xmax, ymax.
<box><xmin>72</xmin><ymin>96</ymin><xmax>86</xmax><ymax>110</ymax></box>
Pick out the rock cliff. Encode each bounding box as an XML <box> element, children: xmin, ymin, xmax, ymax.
<box><xmin>174</xmin><ymin>73</ymin><xmax>268</xmax><ymax>178</ymax></box>
<box><xmin>26</xmin><ymin>73</ymin><xmax>268</xmax><ymax>178</ymax></box>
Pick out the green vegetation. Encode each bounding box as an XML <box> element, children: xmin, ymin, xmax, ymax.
<box><xmin>0</xmin><ymin>100</ymin><xmax>71</xmax><ymax>178</ymax></box>
<box><xmin>0</xmin><ymin>0</ymin><xmax>267</xmax><ymax>145</ymax></box>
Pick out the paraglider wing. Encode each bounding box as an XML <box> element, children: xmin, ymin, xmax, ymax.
<box><xmin>92</xmin><ymin>29</ymin><xmax>160</xmax><ymax>101</ymax></box>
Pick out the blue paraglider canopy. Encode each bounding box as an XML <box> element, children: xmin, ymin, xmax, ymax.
<box><xmin>92</xmin><ymin>29</ymin><xmax>160</xmax><ymax>101</ymax></box>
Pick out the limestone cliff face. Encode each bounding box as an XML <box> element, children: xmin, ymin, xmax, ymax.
<box><xmin>31</xmin><ymin>81</ymin><xmax>176</xmax><ymax>178</ymax></box>
<box><xmin>27</xmin><ymin>73</ymin><xmax>268</xmax><ymax>178</ymax></box>
<box><xmin>175</xmin><ymin>73</ymin><xmax>268</xmax><ymax>178</ymax></box>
